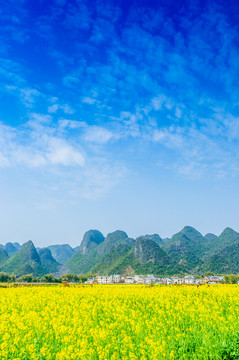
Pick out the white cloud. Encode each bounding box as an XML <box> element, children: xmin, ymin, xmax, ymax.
<box><xmin>177</xmin><ymin>162</ymin><xmax>204</xmax><ymax>179</ymax></box>
<box><xmin>62</xmin><ymin>104</ymin><xmax>75</xmax><ymax>114</ymax></box>
<box><xmin>82</xmin><ymin>97</ymin><xmax>96</xmax><ymax>104</ymax></box>
<box><xmin>29</xmin><ymin>113</ymin><xmax>52</xmax><ymax>125</ymax></box>
<box><xmin>79</xmin><ymin>160</ymin><xmax>126</xmax><ymax>199</ymax></box>
<box><xmin>119</xmin><ymin>111</ymin><xmax>141</xmax><ymax>137</ymax></box>
<box><xmin>26</xmin><ymin>114</ymin><xmax>53</xmax><ymax>138</ymax></box>
<box><xmin>175</xmin><ymin>107</ymin><xmax>183</xmax><ymax>118</ymax></box>
<box><xmin>84</xmin><ymin>126</ymin><xmax>113</xmax><ymax>144</ymax></box>
<box><xmin>46</xmin><ymin>137</ymin><xmax>85</xmax><ymax>166</ymax></box>
<box><xmin>0</xmin><ymin>117</ymin><xmax>124</xmax><ymax>199</ymax></box>
<box><xmin>151</xmin><ymin>95</ymin><xmax>167</xmax><ymax>110</ymax></box>
<box><xmin>153</xmin><ymin>127</ymin><xmax>184</xmax><ymax>149</ymax></box>
<box><xmin>0</xmin><ymin>116</ymin><xmax>85</xmax><ymax>168</ymax></box>
<box><xmin>48</xmin><ymin>103</ymin><xmax>75</xmax><ymax>114</ymax></box>
<box><xmin>20</xmin><ymin>88</ymin><xmax>41</xmax><ymax>106</ymax></box>
<box><xmin>48</xmin><ymin>104</ymin><xmax>59</xmax><ymax>113</ymax></box>
<box><xmin>58</xmin><ymin>119</ymin><xmax>87</xmax><ymax>129</ymax></box>
<box><xmin>13</xmin><ymin>148</ymin><xmax>47</xmax><ymax>167</ymax></box>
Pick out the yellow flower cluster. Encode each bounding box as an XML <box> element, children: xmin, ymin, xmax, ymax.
<box><xmin>0</xmin><ymin>285</ymin><xmax>239</xmax><ymax>359</ymax></box>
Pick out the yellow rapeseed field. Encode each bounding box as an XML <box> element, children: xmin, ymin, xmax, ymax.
<box><xmin>0</xmin><ymin>285</ymin><xmax>239</xmax><ymax>359</ymax></box>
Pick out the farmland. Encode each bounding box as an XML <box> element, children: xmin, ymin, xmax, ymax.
<box><xmin>0</xmin><ymin>285</ymin><xmax>239</xmax><ymax>359</ymax></box>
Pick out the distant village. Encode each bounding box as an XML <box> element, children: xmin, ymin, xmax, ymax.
<box><xmin>84</xmin><ymin>274</ymin><xmax>224</xmax><ymax>285</ymax></box>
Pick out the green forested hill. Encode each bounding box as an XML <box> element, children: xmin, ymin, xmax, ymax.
<box><xmin>38</xmin><ymin>248</ymin><xmax>62</xmax><ymax>274</ymax></box>
<box><xmin>161</xmin><ymin>226</ymin><xmax>207</xmax><ymax>271</ymax></box>
<box><xmin>65</xmin><ymin>230</ymin><xmax>135</xmax><ymax>274</ymax></box>
<box><xmin>0</xmin><ymin>248</ymin><xmax>9</xmax><ymax>266</ymax></box>
<box><xmin>0</xmin><ymin>241</ymin><xmax>46</xmax><ymax>277</ymax></box>
<box><xmin>204</xmin><ymin>228</ymin><xmax>239</xmax><ymax>256</ymax></box>
<box><xmin>1</xmin><ymin>226</ymin><xmax>239</xmax><ymax>276</ymax></box>
<box><xmin>79</xmin><ymin>230</ymin><xmax>105</xmax><ymax>255</ymax></box>
<box><xmin>204</xmin><ymin>233</ymin><xmax>217</xmax><ymax>241</ymax></box>
<box><xmin>67</xmin><ymin>229</ymin><xmax>186</xmax><ymax>276</ymax></box>
<box><xmin>205</xmin><ymin>242</ymin><xmax>239</xmax><ymax>273</ymax></box>
<box><xmin>136</xmin><ymin>234</ymin><xmax>163</xmax><ymax>246</ymax></box>
<box><xmin>64</xmin><ymin>230</ymin><xmax>105</xmax><ymax>273</ymax></box>
<box><xmin>47</xmin><ymin>244</ymin><xmax>75</xmax><ymax>264</ymax></box>
<box><xmin>4</xmin><ymin>242</ymin><xmax>19</xmax><ymax>257</ymax></box>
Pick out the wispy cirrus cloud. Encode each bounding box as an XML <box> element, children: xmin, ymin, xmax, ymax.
<box><xmin>83</xmin><ymin>126</ymin><xmax>113</xmax><ymax>144</ymax></box>
<box><xmin>1</xmin><ymin>0</ymin><xmax>239</xmax><ymax>194</ymax></box>
<box><xmin>0</xmin><ymin>114</ymin><xmax>125</xmax><ymax>200</ymax></box>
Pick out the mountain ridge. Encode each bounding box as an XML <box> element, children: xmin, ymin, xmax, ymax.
<box><xmin>1</xmin><ymin>226</ymin><xmax>239</xmax><ymax>276</ymax></box>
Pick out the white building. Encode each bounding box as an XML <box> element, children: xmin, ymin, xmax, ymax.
<box><xmin>184</xmin><ymin>275</ymin><xmax>195</xmax><ymax>284</ymax></box>
<box><xmin>204</xmin><ymin>276</ymin><xmax>223</xmax><ymax>284</ymax></box>
<box><xmin>154</xmin><ymin>277</ymin><xmax>164</xmax><ymax>284</ymax></box>
<box><xmin>84</xmin><ymin>277</ymin><xmax>95</xmax><ymax>284</ymax></box>
<box><xmin>125</xmin><ymin>276</ymin><xmax>134</xmax><ymax>284</ymax></box>
<box><xmin>195</xmin><ymin>278</ymin><xmax>204</xmax><ymax>285</ymax></box>
<box><xmin>112</xmin><ymin>274</ymin><xmax>120</xmax><ymax>283</ymax></box>
<box><xmin>161</xmin><ymin>277</ymin><xmax>172</xmax><ymax>285</ymax></box>
<box><xmin>134</xmin><ymin>275</ymin><xmax>145</xmax><ymax>284</ymax></box>
<box><xmin>95</xmin><ymin>276</ymin><xmax>107</xmax><ymax>284</ymax></box>
<box><xmin>172</xmin><ymin>277</ymin><xmax>184</xmax><ymax>285</ymax></box>
<box><xmin>146</xmin><ymin>275</ymin><xmax>155</xmax><ymax>284</ymax></box>
<box><xmin>107</xmin><ymin>275</ymin><xmax>113</xmax><ymax>284</ymax></box>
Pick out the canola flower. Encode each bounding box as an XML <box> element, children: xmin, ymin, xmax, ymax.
<box><xmin>0</xmin><ymin>285</ymin><xmax>239</xmax><ymax>359</ymax></box>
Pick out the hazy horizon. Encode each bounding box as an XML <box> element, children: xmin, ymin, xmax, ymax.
<box><xmin>1</xmin><ymin>0</ymin><xmax>239</xmax><ymax>247</ymax></box>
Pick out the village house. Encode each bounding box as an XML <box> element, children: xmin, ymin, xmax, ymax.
<box><xmin>172</xmin><ymin>277</ymin><xmax>184</xmax><ymax>285</ymax></box>
<box><xmin>146</xmin><ymin>275</ymin><xmax>155</xmax><ymax>284</ymax></box>
<box><xmin>134</xmin><ymin>275</ymin><xmax>145</xmax><ymax>284</ymax></box>
<box><xmin>154</xmin><ymin>277</ymin><xmax>164</xmax><ymax>284</ymax></box>
<box><xmin>86</xmin><ymin>274</ymin><xmax>225</xmax><ymax>285</ymax></box>
<box><xmin>195</xmin><ymin>278</ymin><xmax>204</xmax><ymax>285</ymax></box>
<box><xmin>204</xmin><ymin>276</ymin><xmax>223</xmax><ymax>284</ymax></box>
<box><xmin>84</xmin><ymin>277</ymin><xmax>95</xmax><ymax>284</ymax></box>
<box><xmin>95</xmin><ymin>276</ymin><xmax>108</xmax><ymax>284</ymax></box>
<box><xmin>160</xmin><ymin>277</ymin><xmax>172</xmax><ymax>285</ymax></box>
<box><xmin>184</xmin><ymin>275</ymin><xmax>195</xmax><ymax>284</ymax></box>
<box><xmin>112</xmin><ymin>274</ymin><xmax>120</xmax><ymax>283</ymax></box>
<box><xmin>125</xmin><ymin>276</ymin><xmax>134</xmax><ymax>284</ymax></box>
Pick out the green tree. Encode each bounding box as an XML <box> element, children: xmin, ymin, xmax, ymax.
<box><xmin>0</xmin><ymin>272</ymin><xmax>16</xmax><ymax>282</ymax></box>
<box><xmin>40</xmin><ymin>274</ymin><xmax>58</xmax><ymax>283</ymax></box>
<box><xmin>18</xmin><ymin>274</ymin><xmax>36</xmax><ymax>283</ymax></box>
<box><xmin>224</xmin><ymin>274</ymin><xmax>239</xmax><ymax>284</ymax></box>
<box><xmin>78</xmin><ymin>275</ymin><xmax>88</xmax><ymax>283</ymax></box>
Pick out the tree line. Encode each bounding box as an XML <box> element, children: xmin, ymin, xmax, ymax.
<box><xmin>0</xmin><ymin>273</ymin><xmax>89</xmax><ymax>283</ymax></box>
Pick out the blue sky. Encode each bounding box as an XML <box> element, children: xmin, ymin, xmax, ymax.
<box><xmin>0</xmin><ymin>0</ymin><xmax>239</xmax><ymax>246</ymax></box>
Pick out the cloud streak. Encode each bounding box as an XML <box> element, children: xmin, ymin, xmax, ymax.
<box><xmin>1</xmin><ymin>0</ymin><xmax>239</xmax><ymax>197</ymax></box>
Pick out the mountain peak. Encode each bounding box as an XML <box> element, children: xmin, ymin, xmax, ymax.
<box><xmin>106</xmin><ymin>230</ymin><xmax>128</xmax><ymax>242</ymax></box>
<box><xmin>217</xmin><ymin>228</ymin><xmax>239</xmax><ymax>245</ymax></box>
<box><xmin>204</xmin><ymin>233</ymin><xmax>217</xmax><ymax>241</ymax></box>
<box><xmin>136</xmin><ymin>234</ymin><xmax>162</xmax><ymax>245</ymax></box>
<box><xmin>47</xmin><ymin>244</ymin><xmax>74</xmax><ymax>264</ymax></box>
<box><xmin>4</xmin><ymin>242</ymin><xmax>18</xmax><ymax>257</ymax></box>
<box><xmin>220</xmin><ymin>227</ymin><xmax>238</xmax><ymax>237</ymax></box>
<box><xmin>80</xmin><ymin>230</ymin><xmax>104</xmax><ymax>255</ymax></box>
<box><xmin>13</xmin><ymin>242</ymin><xmax>21</xmax><ymax>250</ymax></box>
<box><xmin>181</xmin><ymin>226</ymin><xmax>202</xmax><ymax>236</ymax></box>
<box><xmin>21</xmin><ymin>240</ymin><xmax>41</xmax><ymax>262</ymax></box>
<box><xmin>0</xmin><ymin>240</ymin><xmax>45</xmax><ymax>277</ymax></box>
<box><xmin>23</xmin><ymin>240</ymin><xmax>34</xmax><ymax>247</ymax></box>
